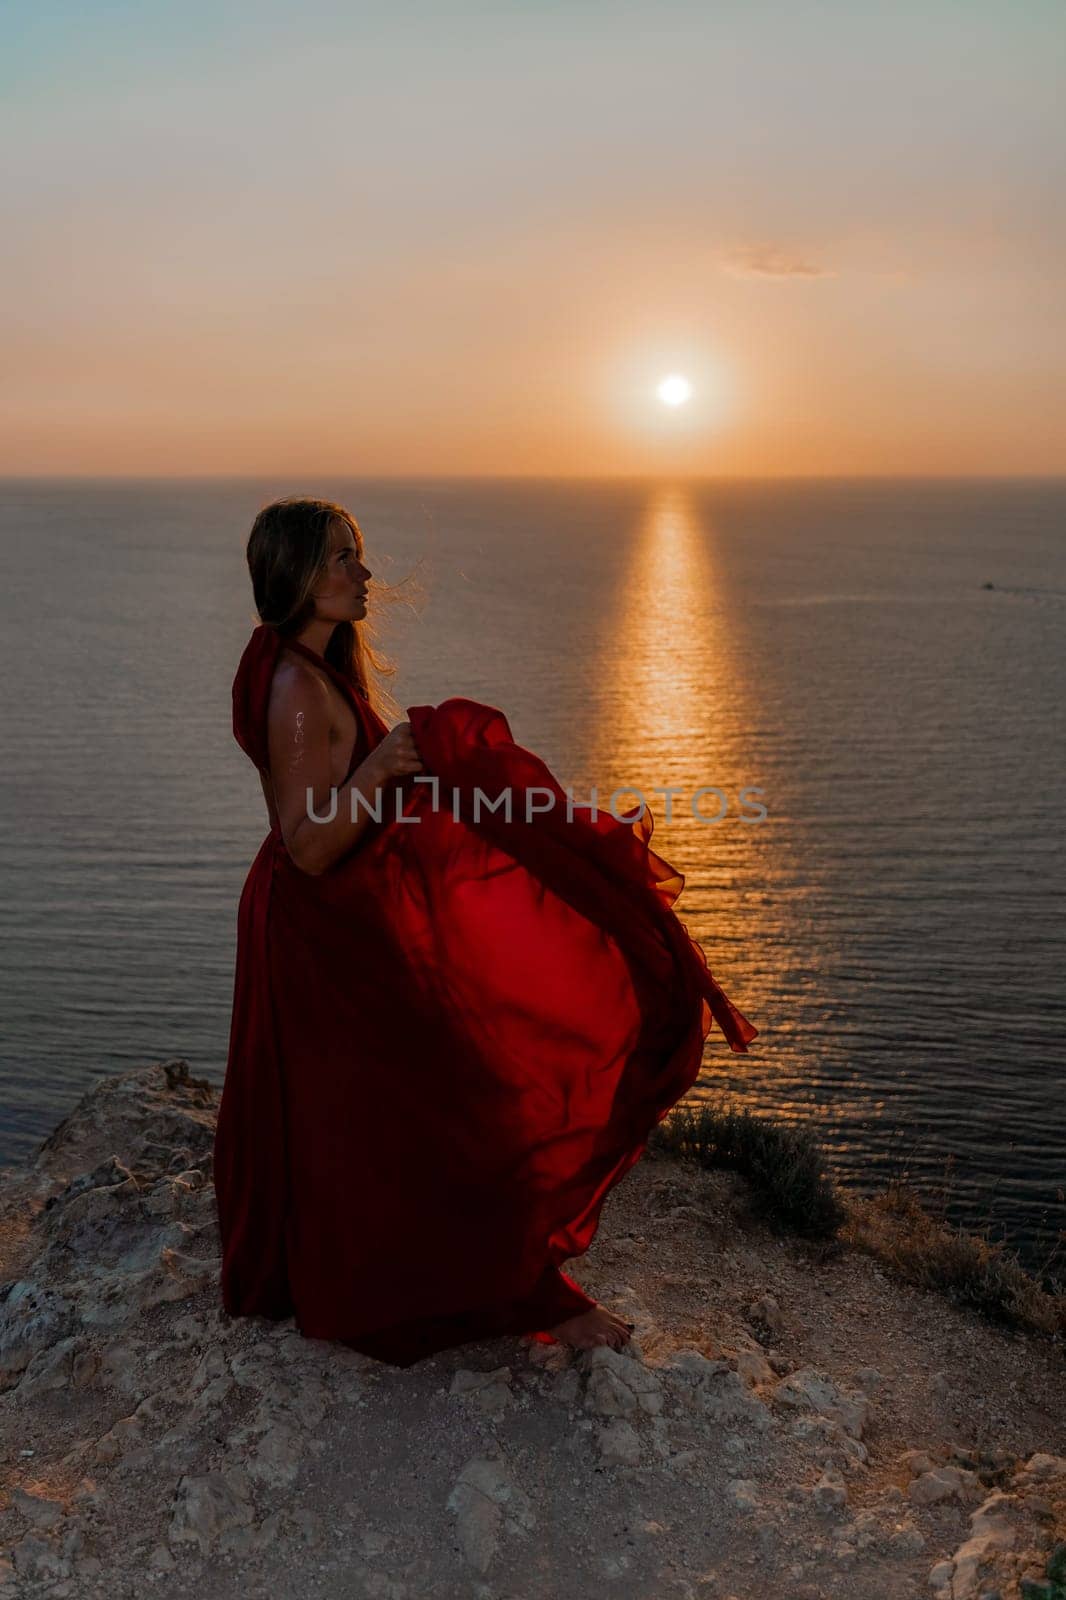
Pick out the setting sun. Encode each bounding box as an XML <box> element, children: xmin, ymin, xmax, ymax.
<box><xmin>657</xmin><ymin>374</ymin><xmax>693</xmax><ymax>407</ymax></box>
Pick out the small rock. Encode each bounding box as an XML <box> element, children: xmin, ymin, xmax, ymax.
<box><xmin>524</xmin><ymin>1340</ymin><xmax>571</xmax><ymax>1373</ymax></box>
<box><xmin>581</xmin><ymin>1346</ymin><xmax>663</xmax><ymax>1418</ymax></box>
<box><xmin>727</xmin><ymin>1479</ymin><xmax>759</xmax><ymax>1513</ymax></box>
<box><xmin>12</xmin><ymin>1535</ymin><xmax>73</xmax><ymax>1585</ymax></box>
<box><xmin>773</xmin><ymin>1368</ymin><xmax>868</xmax><ymax>1440</ymax></box>
<box><xmin>813</xmin><ymin>1469</ymin><xmax>848</xmax><ymax>1512</ymax></box>
<box><xmin>446</xmin><ymin>1457</ymin><xmax>534</xmax><ymax>1574</ymax></box>
<box><xmin>888</xmin><ymin>1522</ymin><xmax>926</xmax><ymax>1556</ymax></box>
<box><xmin>942</xmin><ymin>1491</ymin><xmax>1018</xmax><ymax>1600</ymax></box>
<box><xmin>597</xmin><ymin>1419</ymin><xmax>641</xmax><ymax>1467</ymax></box>
<box><xmin>254</xmin><ymin>1511</ymin><xmax>283</xmax><ymax>1550</ymax></box>
<box><xmin>1019</xmin><ymin>1454</ymin><xmax>1066</xmax><ymax>1483</ymax></box>
<box><xmin>747</xmin><ymin>1295</ymin><xmax>784</xmax><ymax>1337</ymax></box>
<box><xmin>291</xmin><ymin>1507</ymin><xmax>323</xmax><ymax>1545</ymax></box>
<box><xmin>168</xmin><ymin>1471</ymin><xmax>254</xmax><ymax>1553</ymax></box>
<box><xmin>450</xmin><ymin>1365</ymin><xmax>511</xmax><ymax>1396</ymax></box>
<box><xmin>71</xmin><ymin>1348</ymin><xmax>101</xmax><ymax>1387</ymax></box>
<box><xmin>245</xmin><ymin>1422</ymin><xmax>304</xmax><ymax>1489</ymax></box>
<box><xmin>11</xmin><ymin>1489</ymin><xmax>64</xmax><ymax>1530</ymax></box>
<box><xmin>450</xmin><ymin>1366</ymin><xmax>513</xmax><ymax>1416</ymax></box>
<box><xmin>899</xmin><ymin>1449</ymin><xmax>939</xmax><ymax>1479</ymax></box>
<box><xmin>909</xmin><ymin>1466</ymin><xmax>980</xmax><ymax>1506</ymax></box>
<box><xmin>732</xmin><ymin>1349</ymin><xmax>774</xmax><ymax>1387</ymax></box>
<box><xmin>666</xmin><ymin>1350</ymin><xmax>770</xmax><ymax>1430</ymax></box>
<box><xmin>0</xmin><ymin>1283</ymin><xmax>77</xmax><ymax>1383</ymax></box>
<box><xmin>551</xmin><ymin>1368</ymin><xmax>581</xmax><ymax>1406</ymax></box>
<box><xmin>141</xmin><ymin>1246</ymin><xmax>218</xmax><ymax>1308</ymax></box>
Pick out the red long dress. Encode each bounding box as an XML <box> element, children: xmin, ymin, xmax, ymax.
<box><xmin>213</xmin><ymin>623</ymin><xmax>757</xmax><ymax>1367</ymax></box>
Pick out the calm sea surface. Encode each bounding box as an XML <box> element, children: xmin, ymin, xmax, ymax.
<box><xmin>1</xmin><ymin>478</ymin><xmax>1063</xmax><ymax>1267</ymax></box>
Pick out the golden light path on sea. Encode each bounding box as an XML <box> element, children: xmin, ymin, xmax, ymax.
<box><xmin>583</xmin><ymin>485</ymin><xmax>844</xmax><ymax>1141</ymax></box>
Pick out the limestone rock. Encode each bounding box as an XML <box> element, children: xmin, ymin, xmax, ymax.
<box><xmin>11</xmin><ymin>1335</ymin><xmax>86</xmax><ymax>1399</ymax></box>
<box><xmin>1016</xmin><ymin>1454</ymin><xmax>1066</xmax><ymax>1484</ymax></box>
<box><xmin>11</xmin><ymin>1488</ymin><xmax>64</xmax><ymax>1530</ymax></box>
<box><xmin>812</xmin><ymin>1469</ymin><xmax>848</xmax><ymax>1512</ymax></box>
<box><xmin>1</xmin><ymin>1059</ymin><xmax>1062</xmax><ymax>1599</ymax></box>
<box><xmin>899</xmin><ymin>1448</ymin><xmax>939</xmax><ymax>1479</ymax></box>
<box><xmin>732</xmin><ymin>1348</ymin><xmax>775</xmax><ymax>1387</ymax></box>
<box><xmin>908</xmin><ymin>1465</ymin><xmax>980</xmax><ymax>1505</ymax></box>
<box><xmin>449</xmin><ymin>1365</ymin><xmax>513</xmax><ymax>1416</ymax></box>
<box><xmin>886</xmin><ymin>1520</ymin><xmax>925</xmax><ymax>1555</ymax></box>
<box><xmin>11</xmin><ymin>1534</ymin><xmax>73</xmax><ymax>1585</ymax></box>
<box><xmin>597</xmin><ymin>1418</ymin><xmax>641</xmax><ymax>1466</ymax></box>
<box><xmin>168</xmin><ymin>1470</ymin><xmax>255</xmax><ymax>1553</ymax></box>
<box><xmin>747</xmin><ymin>1294</ymin><xmax>784</xmax><ymax>1337</ymax></box>
<box><xmin>33</xmin><ymin>1060</ymin><xmax>216</xmax><ymax>1183</ymax></box>
<box><xmin>581</xmin><ymin>1345</ymin><xmax>663</xmax><ymax>1417</ymax></box>
<box><xmin>550</xmin><ymin>1367</ymin><xmax>581</xmax><ymax>1406</ymax></box>
<box><xmin>446</xmin><ymin>1456</ymin><xmax>534</xmax><ymax>1574</ymax></box>
<box><xmin>727</xmin><ymin>1478</ymin><xmax>760</xmax><ymax>1513</ymax></box>
<box><xmin>0</xmin><ymin>1282</ymin><xmax>77</xmax><ymax>1385</ymax></box>
<box><xmin>773</xmin><ymin>1367</ymin><xmax>869</xmax><ymax>1440</ymax></box>
<box><xmin>244</xmin><ymin>1421</ymin><xmax>304</xmax><ymax>1488</ymax></box>
<box><xmin>933</xmin><ymin>1490</ymin><xmax>1020</xmax><ymax>1600</ymax></box>
<box><xmin>663</xmin><ymin>1349</ymin><xmax>770</xmax><ymax>1430</ymax></box>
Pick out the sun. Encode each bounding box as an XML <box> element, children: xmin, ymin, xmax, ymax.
<box><xmin>657</xmin><ymin>373</ymin><xmax>693</xmax><ymax>407</ymax></box>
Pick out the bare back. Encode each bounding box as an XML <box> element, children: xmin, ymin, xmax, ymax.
<box><xmin>259</xmin><ymin>648</ymin><xmax>361</xmax><ymax>835</ymax></box>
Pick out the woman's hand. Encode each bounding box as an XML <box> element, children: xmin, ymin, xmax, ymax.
<box><xmin>367</xmin><ymin>721</ymin><xmax>425</xmax><ymax>784</ymax></box>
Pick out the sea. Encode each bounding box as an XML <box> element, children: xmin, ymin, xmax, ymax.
<box><xmin>1</xmin><ymin>476</ymin><xmax>1063</xmax><ymax>1271</ymax></box>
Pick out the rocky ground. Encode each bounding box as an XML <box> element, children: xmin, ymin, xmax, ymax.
<box><xmin>0</xmin><ymin>1059</ymin><xmax>1062</xmax><ymax>1600</ymax></box>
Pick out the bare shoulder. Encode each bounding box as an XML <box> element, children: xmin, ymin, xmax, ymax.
<box><xmin>266</xmin><ymin>656</ymin><xmax>333</xmax><ymax>761</ymax></box>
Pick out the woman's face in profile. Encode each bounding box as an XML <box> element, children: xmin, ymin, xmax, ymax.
<box><xmin>311</xmin><ymin>517</ymin><xmax>372</xmax><ymax>624</ymax></box>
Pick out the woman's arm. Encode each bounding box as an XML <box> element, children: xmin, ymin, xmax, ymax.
<box><xmin>267</xmin><ymin>664</ymin><xmax>423</xmax><ymax>876</ymax></box>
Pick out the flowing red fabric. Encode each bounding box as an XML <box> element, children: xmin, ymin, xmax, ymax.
<box><xmin>214</xmin><ymin>623</ymin><xmax>757</xmax><ymax>1367</ymax></box>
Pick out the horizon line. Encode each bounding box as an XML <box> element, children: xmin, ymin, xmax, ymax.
<box><xmin>2</xmin><ymin>470</ymin><xmax>1065</xmax><ymax>485</ymax></box>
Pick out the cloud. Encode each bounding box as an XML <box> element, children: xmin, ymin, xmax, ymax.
<box><xmin>719</xmin><ymin>246</ymin><xmax>836</xmax><ymax>280</ymax></box>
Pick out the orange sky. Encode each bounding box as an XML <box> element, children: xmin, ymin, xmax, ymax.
<box><xmin>3</xmin><ymin>2</ymin><xmax>1064</xmax><ymax>477</ymax></box>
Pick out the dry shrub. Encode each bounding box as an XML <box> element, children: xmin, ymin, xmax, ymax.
<box><xmin>843</xmin><ymin>1179</ymin><xmax>1066</xmax><ymax>1338</ymax></box>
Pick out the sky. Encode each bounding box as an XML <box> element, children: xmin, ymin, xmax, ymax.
<box><xmin>2</xmin><ymin>0</ymin><xmax>1065</xmax><ymax>477</ymax></box>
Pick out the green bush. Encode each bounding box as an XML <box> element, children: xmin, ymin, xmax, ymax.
<box><xmin>648</xmin><ymin>1101</ymin><xmax>845</xmax><ymax>1239</ymax></box>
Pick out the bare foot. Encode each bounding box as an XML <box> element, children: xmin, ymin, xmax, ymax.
<box><xmin>546</xmin><ymin>1304</ymin><xmax>634</xmax><ymax>1351</ymax></box>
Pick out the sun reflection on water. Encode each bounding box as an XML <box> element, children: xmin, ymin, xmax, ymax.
<box><xmin>578</xmin><ymin>486</ymin><xmax>791</xmax><ymax>1117</ymax></box>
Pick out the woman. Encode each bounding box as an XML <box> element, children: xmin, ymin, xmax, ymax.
<box><xmin>214</xmin><ymin>496</ymin><xmax>758</xmax><ymax>1368</ymax></box>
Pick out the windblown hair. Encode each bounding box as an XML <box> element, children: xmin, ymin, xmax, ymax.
<box><xmin>245</xmin><ymin>497</ymin><xmax>415</xmax><ymax>723</ymax></box>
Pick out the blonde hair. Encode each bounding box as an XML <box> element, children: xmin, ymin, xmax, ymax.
<box><xmin>245</xmin><ymin>496</ymin><xmax>420</xmax><ymax>724</ymax></box>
